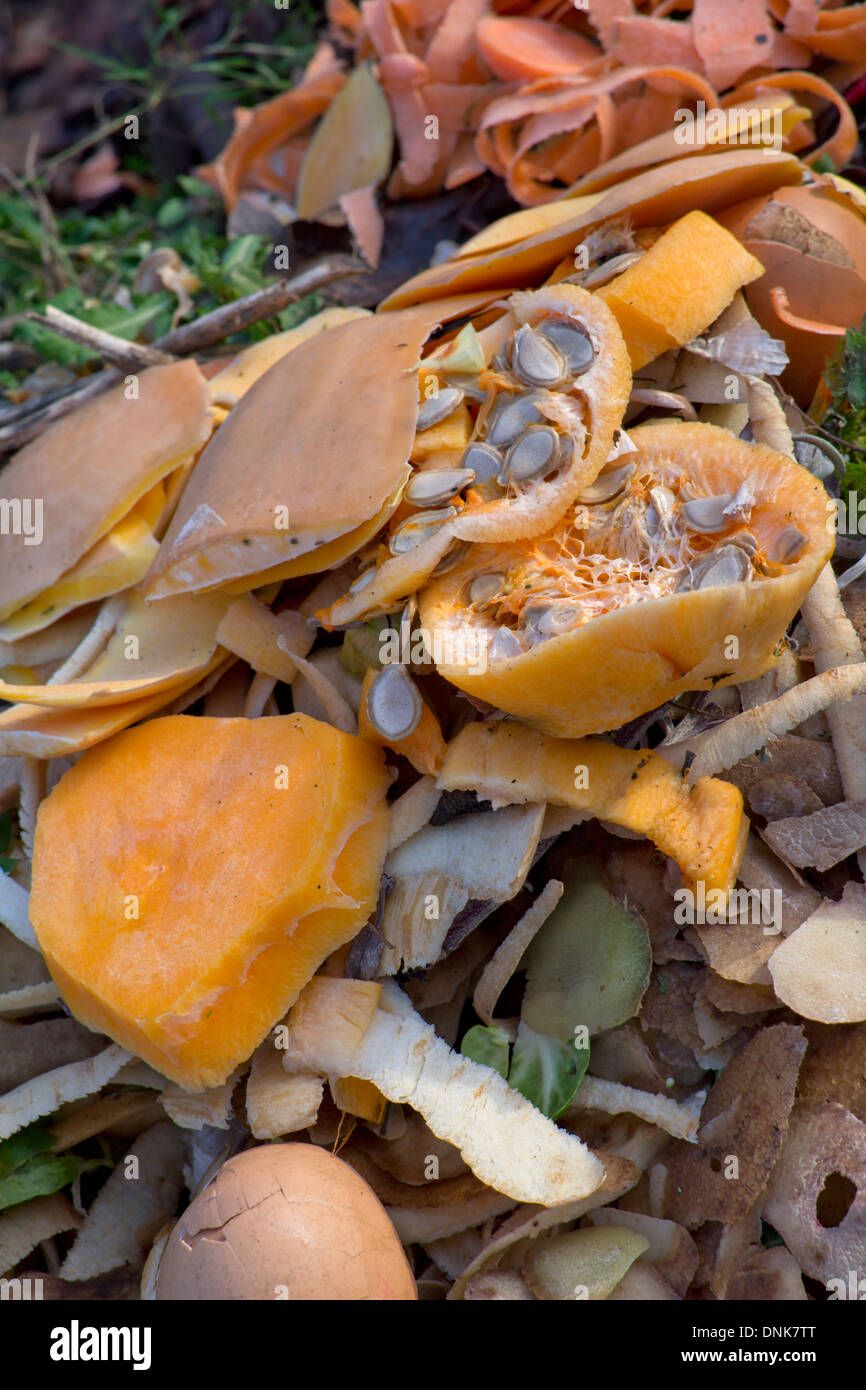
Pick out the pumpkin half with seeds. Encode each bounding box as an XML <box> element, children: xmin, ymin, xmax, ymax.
<box><xmin>418</xmin><ymin>421</ymin><xmax>834</xmax><ymax>738</ymax></box>
<box><xmin>320</xmin><ymin>282</ymin><xmax>631</xmax><ymax>628</ymax></box>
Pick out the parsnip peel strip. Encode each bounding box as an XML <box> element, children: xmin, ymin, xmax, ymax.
<box><xmin>285</xmin><ymin>977</ymin><xmax>606</xmax><ymax>1206</ymax></box>
<box><xmin>474</xmin><ymin>878</ymin><xmax>564</xmax><ymax>1026</ymax></box>
<box><xmin>661</xmin><ymin>663</ymin><xmax>866</xmax><ymax>780</ymax></box>
<box><xmin>565</xmin><ymin>1075</ymin><xmax>707</xmax><ymax>1143</ymax></box>
<box><xmin>0</xmin><ymin>1043</ymin><xmax>130</xmax><ymax>1140</ymax></box>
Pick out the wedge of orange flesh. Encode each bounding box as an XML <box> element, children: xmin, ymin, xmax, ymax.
<box><xmin>30</xmin><ymin>714</ymin><xmax>391</xmax><ymax>1090</ymax></box>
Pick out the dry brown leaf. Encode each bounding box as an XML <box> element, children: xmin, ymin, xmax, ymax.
<box><xmin>763</xmin><ymin>798</ymin><xmax>866</xmax><ymax>871</ymax></box>
<box><xmin>725</xmin><ymin>1244</ymin><xmax>807</xmax><ymax>1300</ymax></box>
<box><xmin>50</xmin><ymin>1092</ymin><xmax>165</xmax><ymax>1153</ymax></box>
<box><xmin>0</xmin><ymin>1017</ymin><xmax>107</xmax><ymax>1093</ymax></box>
<box><xmin>657</xmin><ymin>1023</ymin><xmax>806</xmax><ymax>1227</ymax></box>
<box><xmin>798</xmin><ymin>1021</ymin><xmax>866</xmax><ymax>1124</ymax></box>
<box><xmin>59</xmin><ymin>1121</ymin><xmax>186</xmax><ymax>1281</ymax></box>
<box><xmin>350</xmin><ymin>1106</ymin><xmax>468</xmax><ymax>1186</ymax></box>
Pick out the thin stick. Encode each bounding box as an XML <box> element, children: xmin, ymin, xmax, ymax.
<box><xmin>0</xmin><ymin>258</ymin><xmax>365</xmax><ymax>452</ymax></box>
<box><xmin>156</xmin><ymin>256</ymin><xmax>362</xmax><ymax>355</ymax></box>
<box><xmin>40</xmin><ymin>306</ymin><xmax>176</xmax><ymax>370</ymax></box>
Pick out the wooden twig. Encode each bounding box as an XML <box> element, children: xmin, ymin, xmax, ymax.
<box><xmin>156</xmin><ymin>256</ymin><xmax>363</xmax><ymax>355</ymax></box>
<box><xmin>39</xmin><ymin>306</ymin><xmax>176</xmax><ymax>371</ymax></box>
<box><xmin>0</xmin><ymin>257</ymin><xmax>365</xmax><ymax>453</ymax></box>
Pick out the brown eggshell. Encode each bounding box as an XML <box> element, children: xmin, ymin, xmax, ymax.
<box><xmin>154</xmin><ymin>1142</ymin><xmax>417</xmax><ymax>1301</ymax></box>
<box><xmin>714</xmin><ymin>183</ymin><xmax>866</xmax><ymax>404</ymax></box>
<box><xmin>741</xmin><ymin>240</ymin><xmax>866</xmax><ymax>405</ymax></box>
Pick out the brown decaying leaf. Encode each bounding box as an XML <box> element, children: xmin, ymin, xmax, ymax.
<box><xmin>59</xmin><ymin>1121</ymin><xmax>187</xmax><ymax>1282</ymax></box>
<box><xmin>657</xmin><ymin>1023</ymin><xmax>806</xmax><ymax>1228</ymax></box>
<box><xmin>798</xmin><ymin>1021</ymin><xmax>866</xmax><ymax>1125</ymax></box>
<box><xmin>15</xmin><ymin>1266</ymin><xmax>143</xmax><ymax>1300</ymax></box>
<box><xmin>763</xmin><ymin>798</ymin><xmax>866</xmax><ymax>871</ymax></box>
<box><xmin>0</xmin><ymin>1017</ymin><xmax>108</xmax><ymax>1094</ymax></box>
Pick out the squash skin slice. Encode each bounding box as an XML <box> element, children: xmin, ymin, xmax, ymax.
<box><xmin>439</xmin><ymin>720</ymin><xmax>748</xmax><ymax>895</ymax></box>
<box><xmin>420</xmin><ymin>422</ymin><xmax>834</xmax><ymax>738</ymax></box>
<box><xmin>0</xmin><ymin>361</ymin><xmax>212</xmax><ymax>622</ymax></box>
<box><xmin>29</xmin><ymin>715</ymin><xmax>391</xmax><ymax>1090</ymax></box>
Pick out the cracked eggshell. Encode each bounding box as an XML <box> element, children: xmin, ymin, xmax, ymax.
<box><xmin>154</xmin><ymin>1142</ymin><xmax>417</xmax><ymax>1301</ymax></box>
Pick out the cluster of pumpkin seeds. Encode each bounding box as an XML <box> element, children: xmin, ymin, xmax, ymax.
<box><xmin>387</xmin><ymin>315</ymin><xmax>598</xmax><ymax>558</ymax></box>
<box><xmin>463</xmin><ymin>461</ymin><xmax>809</xmax><ymax>661</ymax></box>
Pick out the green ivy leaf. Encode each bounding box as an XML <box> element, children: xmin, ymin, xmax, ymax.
<box><xmin>460</xmin><ymin>1023</ymin><xmax>511</xmax><ymax>1081</ymax></box>
<box><xmin>0</xmin><ymin>1124</ymin><xmax>54</xmax><ymax>1182</ymax></box>
<box><xmin>508</xmin><ymin>1021</ymin><xmax>589</xmax><ymax>1120</ymax></box>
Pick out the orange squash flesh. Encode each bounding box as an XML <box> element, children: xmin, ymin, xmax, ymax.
<box><xmin>440</xmin><ymin>720</ymin><xmax>748</xmax><ymax>895</ymax></box>
<box><xmin>419</xmin><ymin>422</ymin><xmax>834</xmax><ymax>739</ymax></box>
<box><xmin>30</xmin><ymin>715</ymin><xmax>391</xmax><ymax>1090</ymax></box>
<box><xmin>597</xmin><ymin>211</ymin><xmax>765</xmax><ymax>369</ymax></box>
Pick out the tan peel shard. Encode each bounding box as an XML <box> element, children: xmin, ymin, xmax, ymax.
<box><xmin>208</xmin><ymin>305</ymin><xmax>371</xmax><ymax>402</ymax></box>
<box><xmin>0</xmin><ymin>590</ymin><xmax>232</xmax><ymax>708</ymax></box>
<box><xmin>379</xmin><ymin>151</ymin><xmax>802</xmax><ymax>311</ymax></box>
<box><xmin>285</xmin><ymin>978</ymin><xmax>606</xmax><ymax>1207</ymax></box>
<box><xmin>0</xmin><ymin>361</ymin><xmax>212</xmax><ymax>623</ymax></box>
<box><xmin>146</xmin><ymin>293</ymin><xmax>505</xmax><ymax>599</ymax></box>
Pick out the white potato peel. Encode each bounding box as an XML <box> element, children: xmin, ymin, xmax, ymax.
<box><xmin>285</xmin><ymin>978</ymin><xmax>606</xmax><ymax>1206</ymax></box>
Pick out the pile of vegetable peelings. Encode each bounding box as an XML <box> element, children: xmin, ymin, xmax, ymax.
<box><xmin>4</xmin><ymin>139</ymin><xmax>866</xmax><ymax>1302</ymax></box>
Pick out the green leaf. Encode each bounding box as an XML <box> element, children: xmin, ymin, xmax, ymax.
<box><xmin>460</xmin><ymin>1023</ymin><xmax>511</xmax><ymax>1081</ymax></box>
<box><xmin>0</xmin><ymin>1124</ymin><xmax>54</xmax><ymax>1182</ymax></box>
<box><xmin>811</xmin><ymin>153</ymin><xmax>836</xmax><ymax>175</ymax></box>
<box><xmin>508</xmin><ymin>1022</ymin><xmax>589</xmax><ymax>1120</ymax></box>
<box><xmin>156</xmin><ymin>197</ymin><xmax>188</xmax><ymax>229</ymax></box>
<box><xmin>0</xmin><ymin>1153</ymin><xmax>80</xmax><ymax>1212</ymax></box>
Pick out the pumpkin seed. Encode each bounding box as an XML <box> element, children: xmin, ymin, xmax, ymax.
<box><xmin>769</xmin><ymin>525</ymin><xmax>807</xmax><ymax>564</ymax></box>
<box><xmin>500</xmin><ymin>425</ymin><xmax>560</xmax><ymax>484</ymax></box>
<box><xmin>406</xmin><ymin>468</ymin><xmax>475</xmax><ymax>508</ymax></box>
<box><xmin>431</xmin><ymin>542</ymin><xmax>468</xmax><ymax>576</ymax></box>
<box><xmin>791</xmin><ymin>433</ymin><xmax>844</xmax><ymax>482</ymax></box>
<box><xmin>461</xmin><ymin>441</ymin><xmax>503</xmax><ymax>482</ymax></box>
<box><xmin>486</xmin><ymin>392</ymin><xmax>543</xmax><ymax>448</ymax></box>
<box><xmin>488</xmin><ymin>626</ymin><xmax>525</xmax><ymax>662</ymax></box>
<box><xmin>365</xmin><ymin>663</ymin><xmax>423</xmax><ymax>740</ymax></box>
<box><xmin>681</xmin><ymin>493</ymin><xmax>736</xmax><ymax>534</ymax></box>
<box><xmin>539</xmin><ymin>321</ymin><xmax>595</xmax><ymax>376</ymax></box>
<box><xmin>523</xmin><ymin>603</ymin><xmax>587</xmax><ymax>638</ymax></box>
<box><xmin>416</xmin><ymin>386</ymin><xmax>464</xmax><ymax>432</ymax></box>
<box><xmin>388</xmin><ymin>506</ymin><xmax>457</xmax><ymax>554</ymax></box>
<box><xmin>645</xmin><ymin>484</ymin><xmax>677</xmax><ymax>534</ymax></box>
<box><xmin>678</xmin><ymin>545</ymin><xmax>752</xmax><ymax>591</ymax></box>
<box><xmin>729</xmin><ymin>530</ymin><xmax>758</xmax><ymax>557</ymax></box>
<box><xmin>577</xmin><ymin>461</ymin><xmax>635</xmax><ymax>504</ymax></box>
<box><xmin>348</xmin><ymin>566</ymin><xmax>378</xmax><ymax>594</ymax></box>
<box><xmin>579</xmin><ymin>250</ymin><xmax>644</xmax><ymax>289</ymax></box>
<box><xmin>510</xmin><ymin>324</ymin><xmax>567</xmax><ymax>389</ymax></box>
<box><xmin>469</xmin><ymin>573</ymin><xmax>504</xmax><ymax>606</ymax></box>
